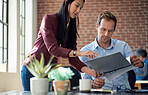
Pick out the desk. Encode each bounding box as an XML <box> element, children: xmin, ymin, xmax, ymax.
<box><xmin>135</xmin><ymin>80</ymin><xmax>148</xmax><ymax>89</ymax></box>
<box><xmin>1</xmin><ymin>90</ymin><xmax>148</xmax><ymax>95</ymax></box>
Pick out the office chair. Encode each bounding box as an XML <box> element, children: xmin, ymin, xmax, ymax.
<box><xmin>127</xmin><ymin>70</ymin><xmax>136</xmax><ymax>89</ymax></box>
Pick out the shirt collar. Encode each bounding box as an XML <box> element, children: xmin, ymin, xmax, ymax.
<box><xmin>94</xmin><ymin>37</ymin><xmax>100</xmax><ymax>49</ymax></box>
<box><xmin>94</xmin><ymin>37</ymin><xmax>115</xmax><ymax>49</ymax></box>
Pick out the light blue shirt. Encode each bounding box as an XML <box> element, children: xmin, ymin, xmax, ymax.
<box><xmin>79</xmin><ymin>38</ymin><xmax>146</xmax><ymax>90</ymax></box>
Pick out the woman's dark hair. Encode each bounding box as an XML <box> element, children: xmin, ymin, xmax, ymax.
<box><xmin>57</xmin><ymin>0</ymin><xmax>85</xmax><ymax>49</ymax></box>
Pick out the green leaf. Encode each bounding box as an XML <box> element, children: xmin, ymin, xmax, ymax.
<box><xmin>44</xmin><ymin>64</ymin><xmax>55</xmax><ymax>73</ymax></box>
<box><xmin>25</xmin><ymin>53</ymin><xmax>56</xmax><ymax>78</ymax></box>
<box><xmin>29</xmin><ymin>54</ymin><xmax>34</xmax><ymax>70</ymax></box>
<box><xmin>34</xmin><ymin>56</ymin><xmax>41</xmax><ymax>77</ymax></box>
<box><xmin>39</xmin><ymin>53</ymin><xmax>44</xmax><ymax>69</ymax></box>
<box><xmin>48</xmin><ymin>56</ymin><xmax>54</xmax><ymax>65</ymax></box>
<box><xmin>26</xmin><ymin>64</ymin><xmax>38</xmax><ymax>77</ymax></box>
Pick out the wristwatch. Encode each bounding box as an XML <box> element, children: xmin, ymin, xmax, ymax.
<box><xmin>73</xmin><ymin>50</ymin><xmax>76</xmax><ymax>57</ymax></box>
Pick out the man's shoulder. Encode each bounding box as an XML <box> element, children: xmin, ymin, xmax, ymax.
<box><xmin>81</xmin><ymin>41</ymin><xmax>95</xmax><ymax>51</ymax></box>
<box><xmin>112</xmin><ymin>39</ymin><xmax>128</xmax><ymax>45</ymax></box>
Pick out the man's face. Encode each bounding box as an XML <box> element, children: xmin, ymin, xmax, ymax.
<box><xmin>96</xmin><ymin>19</ymin><xmax>115</xmax><ymax>44</ymax></box>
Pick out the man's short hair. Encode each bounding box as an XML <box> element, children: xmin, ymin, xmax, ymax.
<box><xmin>135</xmin><ymin>48</ymin><xmax>147</xmax><ymax>57</ymax></box>
<box><xmin>97</xmin><ymin>11</ymin><xmax>117</xmax><ymax>31</ymax></box>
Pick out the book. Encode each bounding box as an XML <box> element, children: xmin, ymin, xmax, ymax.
<box><xmin>86</xmin><ymin>52</ymin><xmax>135</xmax><ymax>81</ymax></box>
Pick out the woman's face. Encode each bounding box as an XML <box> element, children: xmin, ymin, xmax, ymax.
<box><xmin>68</xmin><ymin>0</ymin><xmax>84</xmax><ymax>19</ymax></box>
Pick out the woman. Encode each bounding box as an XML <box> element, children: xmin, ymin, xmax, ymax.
<box><xmin>21</xmin><ymin>0</ymin><xmax>99</xmax><ymax>91</ymax></box>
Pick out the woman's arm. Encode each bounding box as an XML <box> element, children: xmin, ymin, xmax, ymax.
<box><xmin>69</xmin><ymin>50</ymin><xmax>99</xmax><ymax>59</ymax></box>
<box><xmin>81</xmin><ymin>66</ymin><xmax>98</xmax><ymax>78</ymax></box>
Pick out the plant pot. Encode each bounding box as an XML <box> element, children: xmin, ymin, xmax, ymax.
<box><xmin>53</xmin><ymin>80</ymin><xmax>69</xmax><ymax>95</ymax></box>
<box><xmin>30</xmin><ymin>77</ymin><xmax>49</xmax><ymax>95</ymax></box>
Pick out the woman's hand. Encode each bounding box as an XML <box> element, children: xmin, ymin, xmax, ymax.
<box><xmin>81</xmin><ymin>66</ymin><xmax>104</xmax><ymax>78</ymax></box>
<box><xmin>77</xmin><ymin>50</ymin><xmax>99</xmax><ymax>59</ymax></box>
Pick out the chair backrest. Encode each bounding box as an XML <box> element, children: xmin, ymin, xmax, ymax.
<box><xmin>127</xmin><ymin>70</ymin><xmax>136</xmax><ymax>89</ymax></box>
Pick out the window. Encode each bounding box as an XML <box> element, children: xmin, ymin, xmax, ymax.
<box><xmin>0</xmin><ymin>0</ymin><xmax>37</xmax><ymax>72</ymax></box>
<box><xmin>0</xmin><ymin>0</ymin><xmax>8</xmax><ymax>72</ymax></box>
<box><xmin>20</xmin><ymin>0</ymin><xmax>26</xmax><ymax>68</ymax></box>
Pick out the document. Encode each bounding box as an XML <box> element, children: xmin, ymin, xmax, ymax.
<box><xmin>86</xmin><ymin>52</ymin><xmax>136</xmax><ymax>81</ymax></box>
<box><xmin>91</xmin><ymin>88</ymin><xmax>113</xmax><ymax>93</ymax></box>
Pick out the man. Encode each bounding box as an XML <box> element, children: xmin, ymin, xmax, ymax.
<box><xmin>135</xmin><ymin>48</ymin><xmax>148</xmax><ymax>80</ymax></box>
<box><xmin>79</xmin><ymin>11</ymin><xmax>146</xmax><ymax>90</ymax></box>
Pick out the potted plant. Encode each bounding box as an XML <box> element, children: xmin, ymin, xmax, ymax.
<box><xmin>48</xmin><ymin>67</ymin><xmax>75</xmax><ymax>95</ymax></box>
<box><xmin>26</xmin><ymin>53</ymin><xmax>60</xmax><ymax>95</ymax></box>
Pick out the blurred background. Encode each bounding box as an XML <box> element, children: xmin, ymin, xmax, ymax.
<box><xmin>0</xmin><ymin>0</ymin><xmax>148</xmax><ymax>92</ymax></box>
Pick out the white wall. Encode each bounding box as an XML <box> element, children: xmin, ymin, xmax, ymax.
<box><xmin>0</xmin><ymin>73</ymin><xmax>22</xmax><ymax>92</ymax></box>
<box><xmin>25</xmin><ymin>0</ymin><xmax>37</xmax><ymax>56</ymax></box>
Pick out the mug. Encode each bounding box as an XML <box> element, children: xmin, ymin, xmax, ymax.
<box><xmin>79</xmin><ymin>79</ymin><xmax>91</xmax><ymax>92</ymax></box>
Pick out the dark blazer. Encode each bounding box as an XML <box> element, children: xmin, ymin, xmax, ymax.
<box><xmin>23</xmin><ymin>13</ymin><xmax>86</xmax><ymax>72</ymax></box>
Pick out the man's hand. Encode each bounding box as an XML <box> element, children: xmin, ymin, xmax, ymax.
<box><xmin>130</xmin><ymin>55</ymin><xmax>144</xmax><ymax>68</ymax></box>
<box><xmin>92</xmin><ymin>78</ymin><xmax>105</xmax><ymax>89</ymax></box>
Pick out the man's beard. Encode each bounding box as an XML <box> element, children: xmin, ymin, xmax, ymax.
<box><xmin>100</xmin><ymin>37</ymin><xmax>110</xmax><ymax>44</ymax></box>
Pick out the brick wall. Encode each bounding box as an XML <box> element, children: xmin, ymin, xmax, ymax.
<box><xmin>37</xmin><ymin>0</ymin><xmax>148</xmax><ymax>65</ymax></box>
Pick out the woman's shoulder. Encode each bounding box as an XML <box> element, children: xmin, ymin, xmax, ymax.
<box><xmin>43</xmin><ymin>13</ymin><xmax>58</xmax><ymax>20</ymax></box>
<box><xmin>41</xmin><ymin>13</ymin><xmax>58</xmax><ymax>28</ymax></box>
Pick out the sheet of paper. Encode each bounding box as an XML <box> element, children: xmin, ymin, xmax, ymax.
<box><xmin>91</xmin><ymin>88</ymin><xmax>113</xmax><ymax>93</ymax></box>
<box><xmin>104</xmin><ymin>65</ymin><xmax>136</xmax><ymax>81</ymax></box>
<box><xmin>86</xmin><ymin>52</ymin><xmax>135</xmax><ymax>81</ymax></box>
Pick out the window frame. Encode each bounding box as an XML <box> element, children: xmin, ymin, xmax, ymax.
<box><xmin>20</xmin><ymin>0</ymin><xmax>26</xmax><ymax>70</ymax></box>
<box><xmin>0</xmin><ymin>0</ymin><xmax>37</xmax><ymax>73</ymax></box>
<box><xmin>0</xmin><ymin>0</ymin><xmax>9</xmax><ymax>72</ymax></box>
